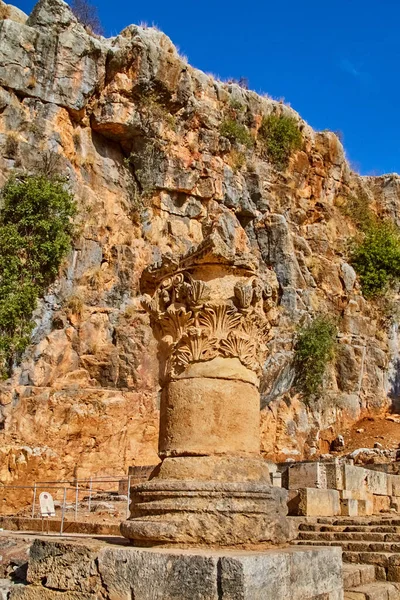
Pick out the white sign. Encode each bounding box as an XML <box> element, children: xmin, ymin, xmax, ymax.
<box><xmin>39</xmin><ymin>492</ymin><xmax>55</xmax><ymax>517</ymax></box>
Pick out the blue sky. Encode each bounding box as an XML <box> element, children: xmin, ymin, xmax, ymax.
<box><xmin>15</xmin><ymin>0</ymin><xmax>400</xmax><ymax>176</ymax></box>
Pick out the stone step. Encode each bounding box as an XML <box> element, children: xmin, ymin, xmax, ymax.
<box><xmin>344</xmin><ymin>581</ymin><xmax>400</xmax><ymax>599</ymax></box>
<box><xmin>318</xmin><ymin>519</ymin><xmax>400</xmax><ymax>527</ymax></box>
<box><xmin>343</xmin><ymin>564</ymin><xmax>376</xmax><ymax>589</ymax></box>
<box><xmin>300</xmin><ymin>524</ymin><xmax>400</xmax><ymax>534</ymax></box>
<box><xmin>296</xmin><ymin>540</ymin><xmax>400</xmax><ymax>553</ymax></box>
<box><xmin>342</xmin><ymin>551</ymin><xmax>396</xmax><ymax>571</ymax></box>
<box><xmin>299</xmin><ymin>532</ymin><xmax>393</xmax><ymax>542</ymax></box>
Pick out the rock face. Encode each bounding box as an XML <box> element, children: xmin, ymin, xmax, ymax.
<box><xmin>0</xmin><ymin>0</ymin><xmax>399</xmax><ymax>506</ymax></box>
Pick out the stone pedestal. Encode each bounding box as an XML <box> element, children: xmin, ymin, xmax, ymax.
<box><xmin>10</xmin><ymin>538</ymin><xmax>344</xmax><ymax>600</ymax></box>
<box><xmin>120</xmin><ymin>237</ymin><xmax>290</xmax><ymax>546</ymax></box>
<box><xmin>121</xmin><ymin>480</ymin><xmax>289</xmax><ymax>546</ymax></box>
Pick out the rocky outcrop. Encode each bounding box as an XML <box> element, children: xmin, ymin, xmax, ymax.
<box><xmin>0</xmin><ymin>0</ymin><xmax>399</xmax><ymax>507</ymax></box>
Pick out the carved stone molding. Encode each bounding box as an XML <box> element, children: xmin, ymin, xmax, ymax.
<box><xmin>142</xmin><ymin>271</ymin><xmax>274</xmax><ymax>380</ymax></box>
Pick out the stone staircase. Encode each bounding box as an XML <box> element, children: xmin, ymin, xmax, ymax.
<box><xmin>342</xmin><ymin>564</ymin><xmax>399</xmax><ymax>599</ymax></box>
<box><xmin>295</xmin><ymin>517</ymin><xmax>400</xmax><ymax>598</ymax></box>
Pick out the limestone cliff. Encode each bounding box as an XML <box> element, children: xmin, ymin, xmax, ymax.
<box><xmin>0</xmin><ymin>0</ymin><xmax>399</xmax><ymax>507</ymax></box>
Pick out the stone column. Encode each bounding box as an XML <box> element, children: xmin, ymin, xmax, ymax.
<box><xmin>121</xmin><ymin>237</ymin><xmax>290</xmax><ymax>546</ymax></box>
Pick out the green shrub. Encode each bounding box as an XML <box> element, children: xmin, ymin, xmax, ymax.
<box><xmin>258</xmin><ymin>114</ymin><xmax>302</xmax><ymax>168</ymax></box>
<box><xmin>229</xmin><ymin>149</ymin><xmax>246</xmax><ymax>173</ymax></box>
<box><xmin>350</xmin><ymin>221</ymin><xmax>400</xmax><ymax>298</ymax></box>
<box><xmin>220</xmin><ymin>118</ymin><xmax>254</xmax><ymax>148</ymax></box>
<box><xmin>340</xmin><ymin>191</ymin><xmax>374</xmax><ymax>231</ymax></box>
<box><xmin>294</xmin><ymin>316</ymin><xmax>337</xmax><ymax>399</ymax></box>
<box><xmin>0</xmin><ymin>174</ymin><xmax>76</xmax><ymax>377</ymax></box>
<box><xmin>229</xmin><ymin>98</ymin><xmax>245</xmax><ymax>112</ymax></box>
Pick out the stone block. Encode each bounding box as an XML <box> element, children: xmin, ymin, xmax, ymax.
<box><xmin>27</xmin><ymin>539</ymin><xmax>103</xmax><ymax>594</ymax></box>
<box><xmin>389</xmin><ymin>475</ymin><xmax>400</xmax><ymax>496</ymax></box>
<box><xmin>288</xmin><ymin>546</ymin><xmax>343</xmax><ymax>600</ymax></box>
<box><xmin>326</xmin><ymin>462</ymin><xmax>344</xmax><ymax>490</ymax></box>
<box><xmin>221</xmin><ymin>547</ymin><xmax>344</xmax><ymax>600</ymax></box>
<box><xmin>12</xmin><ymin>541</ymin><xmax>345</xmax><ymax>600</ymax></box>
<box><xmin>358</xmin><ymin>498</ymin><xmax>374</xmax><ymax>516</ymax></box>
<box><xmin>285</xmin><ymin>462</ymin><xmax>327</xmax><ymax>490</ymax></box>
<box><xmin>387</xmin><ymin>565</ymin><xmax>400</xmax><ymax>582</ymax></box>
<box><xmin>288</xmin><ymin>488</ymin><xmax>340</xmax><ymax>516</ymax></box>
<box><xmin>10</xmin><ymin>588</ymin><xmax>96</xmax><ymax>600</ymax></box>
<box><xmin>340</xmin><ymin>489</ymin><xmax>373</xmax><ymax>502</ymax></box>
<box><xmin>98</xmin><ymin>546</ymin><xmax>219</xmax><ymax>600</ymax></box>
<box><xmin>343</xmin><ymin>465</ymin><xmax>368</xmax><ymax>493</ymax></box>
<box><xmin>367</xmin><ymin>470</ymin><xmax>389</xmax><ymax>496</ymax></box>
<box><xmin>265</xmin><ymin>460</ymin><xmax>277</xmax><ymax>474</ymax></box>
<box><xmin>391</xmin><ymin>496</ymin><xmax>400</xmax><ymax>512</ymax></box>
<box><xmin>341</xmin><ymin>499</ymin><xmax>358</xmax><ymax>517</ymax></box>
<box><xmin>373</xmin><ymin>495</ymin><xmax>391</xmax><ymax>514</ymax></box>
<box><xmin>270</xmin><ymin>472</ymin><xmax>282</xmax><ymax>487</ymax></box>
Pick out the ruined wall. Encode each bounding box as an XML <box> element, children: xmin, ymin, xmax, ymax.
<box><xmin>0</xmin><ymin>0</ymin><xmax>399</xmax><ymax>504</ymax></box>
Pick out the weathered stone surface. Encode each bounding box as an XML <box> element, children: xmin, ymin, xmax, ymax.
<box><xmin>9</xmin><ymin>540</ymin><xmax>345</xmax><ymax>600</ymax></box>
<box><xmin>155</xmin><ymin>455</ymin><xmax>271</xmax><ymax>483</ymax></box>
<box><xmin>121</xmin><ymin>480</ymin><xmax>291</xmax><ymax>545</ymax></box>
<box><xmin>367</xmin><ymin>470</ymin><xmax>389</xmax><ymax>496</ymax></box>
<box><xmin>389</xmin><ymin>475</ymin><xmax>400</xmax><ymax>497</ymax></box>
<box><xmin>343</xmin><ymin>465</ymin><xmax>369</xmax><ymax>493</ymax></box>
<box><xmin>220</xmin><ymin>546</ymin><xmax>343</xmax><ymax>600</ymax></box>
<box><xmin>326</xmin><ymin>462</ymin><xmax>344</xmax><ymax>491</ymax></box>
<box><xmin>98</xmin><ymin>546</ymin><xmax>219</xmax><ymax>600</ymax></box>
<box><xmin>340</xmin><ymin>262</ymin><xmax>357</xmax><ymax>292</ymax></box>
<box><xmin>0</xmin><ymin>0</ymin><xmax>27</xmax><ymax>23</ymax></box>
<box><xmin>160</xmin><ymin>376</ymin><xmax>260</xmax><ymax>457</ymax></box>
<box><xmin>289</xmin><ymin>488</ymin><xmax>341</xmax><ymax>517</ymax></box>
<box><xmin>340</xmin><ymin>489</ymin><xmax>373</xmax><ymax>503</ymax></box>
<box><xmin>372</xmin><ymin>495</ymin><xmax>391</xmax><ymax>514</ymax></box>
<box><xmin>285</xmin><ymin>462</ymin><xmax>327</xmax><ymax>490</ymax></box>
<box><xmin>341</xmin><ymin>499</ymin><xmax>358</xmax><ymax>517</ymax></box>
<box><xmin>358</xmin><ymin>498</ymin><xmax>374</xmax><ymax>516</ymax></box>
<box><xmin>10</xmin><ymin>589</ymin><xmax>96</xmax><ymax>600</ymax></box>
<box><xmin>27</xmin><ymin>539</ymin><xmax>103</xmax><ymax>593</ymax></box>
<box><xmin>0</xmin><ymin>0</ymin><xmax>107</xmax><ymax>110</ymax></box>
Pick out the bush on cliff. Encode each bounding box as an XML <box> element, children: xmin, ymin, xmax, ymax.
<box><xmin>294</xmin><ymin>315</ymin><xmax>337</xmax><ymax>399</ymax></box>
<box><xmin>0</xmin><ymin>174</ymin><xmax>76</xmax><ymax>378</ymax></box>
<box><xmin>258</xmin><ymin>114</ymin><xmax>302</xmax><ymax>169</ymax></box>
<box><xmin>220</xmin><ymin>118</ymin><xmax>254</xmax><ymax>148</ymax></box>
<box><xmin>340</xmin><ymin>190</ymin><xmax>374</xmax><ymax>231</ymax></box>
<box><xmin>351</xmin><ymin>220</ymin><xmax>400</xmax><ymax>298</ymax></box>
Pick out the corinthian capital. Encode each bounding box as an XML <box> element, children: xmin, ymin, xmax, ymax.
<box><xmin>141</xmin><ymin>237</ymin><xmax>277</xmax><ymax>382</ymax></box>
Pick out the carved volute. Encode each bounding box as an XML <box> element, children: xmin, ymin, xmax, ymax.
<box><xmin>142</xmin><ymin>270</ymin><xmax>275</xmax><ymax>382</ymax></box>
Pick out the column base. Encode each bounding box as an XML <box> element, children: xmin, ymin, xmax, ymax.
<box><xmin>120</xmin><ymin>479</ymin><xmax>291</xmax><ymax>546</ymax></box>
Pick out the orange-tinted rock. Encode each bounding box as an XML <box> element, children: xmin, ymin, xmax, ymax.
<box><xmin>0</xmin><ymin>0</ymin><xmax>399</xmax><ymax>510</ymax></box>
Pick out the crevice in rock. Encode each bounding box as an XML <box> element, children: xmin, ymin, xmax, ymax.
<box><xmin>217</xmin><ymin>558</ymin><xmax>223</xmax><ymax>600</ymax></box>
<box><xmin>95</xmin><ymin>556</ymin><xmax>111</xmax><ymax>599</ymax></box>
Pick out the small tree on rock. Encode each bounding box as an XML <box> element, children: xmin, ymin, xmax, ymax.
<box><xmin>70</xmin><ymin>0</ymin><xmax>103</xmax><ymax>35</ymax></box>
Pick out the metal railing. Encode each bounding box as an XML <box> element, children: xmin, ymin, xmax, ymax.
<box><xmin>1</xmin><ymin>476</ymin><xmax>132</xmax><ymax>535</ymax></box>
<box><xmin>0</xmin><ymin>469</ymin><xmax>156</xmax><ymax>536</ymax></box>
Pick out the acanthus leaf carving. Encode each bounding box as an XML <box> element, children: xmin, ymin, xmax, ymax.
<box><xmin>142</xmin><ymin>271</ymin><xmax>274</xmax><ymax>379</ymax></box>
